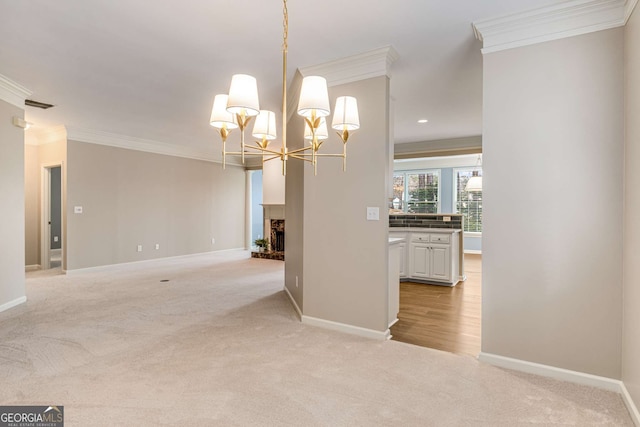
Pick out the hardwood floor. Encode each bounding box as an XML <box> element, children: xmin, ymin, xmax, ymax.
<box><xmin>390</xmin><ymin>254</ymin><xmax>481</xmax><ymax>357</ymax></box>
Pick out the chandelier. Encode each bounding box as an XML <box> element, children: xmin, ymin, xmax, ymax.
<box><xmin>209</xmin><ymin>0</ymin><xmax>360</xmax><ymax>175</ymax></box>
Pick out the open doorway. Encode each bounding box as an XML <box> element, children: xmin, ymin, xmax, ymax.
<box><xmin>389</xmin><ymin>154</ymin><xmax>482</xmax><ymax>357</ymax></box>
<box><xmin>250</xmin><ymin>170</ymin><xmax>264</xmax><ymax>247</ymax></box>
<box><xmin>42</xmin><ymin>165</ymin><xmax>62</xmax><ymax>270</ymax></box>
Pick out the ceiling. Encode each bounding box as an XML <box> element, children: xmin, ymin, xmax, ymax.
<box><xmin>1</xmin><ymin>0</ymin><xmax>563</xmax><ymax>158</ymax></box>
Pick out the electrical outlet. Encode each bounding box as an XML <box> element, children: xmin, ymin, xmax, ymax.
<box><xmin>74</xmin><ymin>206</ymin><xmax>83</xmax><ymax>214</ymax></box>
<box><xmin>366</xmin><ymin>207</ymin><xmax>380</xmax><ymax>221</ymax></box>
<box><xmin>137</xmin><ymin>245</ymin><xmax>142</xmax><ymax>252</ymax></box>
<box><xmin>211</xmin><ymin>238</ymin><xmax>215</xmax><ymax>244</ymax></box>
<box><xmin>155</xmin><ymin>244</ymin><xmax>160</xmax><ymax>250</ymax></box>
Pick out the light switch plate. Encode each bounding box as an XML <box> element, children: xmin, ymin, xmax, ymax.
<box><xmin>366</xmin><ymin>207</ymin><xmax>380</xmax><ymax>221</ymax></box>
<box><xmin>74</xmin><ymin>206</ymin><xmax>83</xmax><ymax>214</ymax></box>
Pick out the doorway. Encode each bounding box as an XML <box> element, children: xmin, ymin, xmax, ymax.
<box><xmin>42</xmin><ymin>165</ymin><xmax>62</xmax><ymax>270</ymax></box>
<box><xmin>390</xmin><ymin>154</ymin><xmax>483</xmax><ymax>357</ymax></box>
<box><xmin>250</xmin><ymin>170</ymin><xmax>264</xmax><ymax>246</ymax></box>
<box><xmin>390</xmin><ymin>254</ymin><xmax>482</xmax><ymax>357</ymax></box>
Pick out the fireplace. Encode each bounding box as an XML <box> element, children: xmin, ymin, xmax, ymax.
<box><xmin>251</xmin><ymin>204</ymin><xmax>285</xmax><ymax>261</ymax></box>
<box><xmin>270</xmin><ymin>219</ymin><xmax>285</xmax><ymax>252</ymax></box>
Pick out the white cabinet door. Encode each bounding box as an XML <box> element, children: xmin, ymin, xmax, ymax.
<box><xmin>430</xmin><ymin>244</ymin><xmax>451</xmax><ymax>282</ymax></box>
<box><xmin>398</xmin><ymin>243</ymin><xmax>407</xmax><ymax>278</ymax></box>
<box><xmin>410</xmin><ymin>243</ymin><xmax>431</xmax><ymax>278</ymax></box>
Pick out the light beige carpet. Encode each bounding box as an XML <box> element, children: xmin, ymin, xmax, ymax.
<box><xmin>0</xmin><ymin>251</ymin><xmax>633</xmax><ymax>426</ymax></box>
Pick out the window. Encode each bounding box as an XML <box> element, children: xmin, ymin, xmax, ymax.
<box><xmin>393</xmin><ymin>170</ymin><xmax>440</xmax><ymax>214</ymax></box>
<box><xmin>454</xmin><ymin>168</ymin><xmax>482</xmax><ymax>233</ymax></box>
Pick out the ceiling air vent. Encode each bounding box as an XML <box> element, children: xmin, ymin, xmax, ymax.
<box><xmin>25</xmin><ymin>99</ymin><xmax>54</xmax><ymax>109</ymax></box>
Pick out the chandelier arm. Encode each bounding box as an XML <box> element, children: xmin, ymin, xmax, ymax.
<box><xmin>287</xmin><ymin>146</ymin><xmax>312</xmax><ymax>155</ymax></box>
<box><xmin>343</xmin><ymin>143</ymin><xmax>347</xmax><ymax>171</ymax></box>
<box><xmin>246</xmin><ymin>146</ymin><xmax>282</xmax><ymax>156</ymax></box>
<box><xmin>288</xmin><ymin>154</ymin><xmax>313</xmax><ymax>163</ymax></box>
<box><xmin>263</xmin><ymin>155</ymin><xmax>281</xmax><ymax>162</ymax></box>
<box><xmin>225</xmin><ymin>151</ymin><xmax>268</xmax><ymax>156</ymax></box>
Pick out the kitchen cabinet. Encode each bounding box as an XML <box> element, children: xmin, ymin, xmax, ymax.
<box><xmin>388</xmin><ymin>238</ymin><xmax>403</xmax><ymax>328</ymax></box>
<box><xmin>390</xmin><ymin>229</ymin><xmax>461</xmax><ymax>286</ymax></box>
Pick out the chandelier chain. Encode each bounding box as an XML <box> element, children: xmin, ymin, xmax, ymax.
<box><xmin>283</xmin><ymin>0</ymin><xmax>288</xmax><ymax>52</ymax></box>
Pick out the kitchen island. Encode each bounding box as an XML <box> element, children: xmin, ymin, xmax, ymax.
<box><xmin>389</xmin><ymin>214</ymin><xmax>465</xmax><ymax>286</ymax></box>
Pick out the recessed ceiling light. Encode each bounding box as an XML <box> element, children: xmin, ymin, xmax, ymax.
<box><xmin>417</xmin><ymin>119</ymin><xmax>428</xmax><ymax>124</ymax></box>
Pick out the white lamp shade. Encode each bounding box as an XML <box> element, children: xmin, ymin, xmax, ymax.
<box><xmin>227</xmin><ymin>74</ymin><xmax>260</xmax><ymax>117</ymax></box>
<box><xmin>331</xmin><ymin>96</ymin><xmax>360</xmax><ymax>131</ymax></box>
<box><xmin>304</xmin><ymin>117</ymin><xmax>328</xmax><ymax>141</ymax></box>
<box><xmin>210</xmin><ymin>94</ymin><xmax>239</xmax><ymax>129</ymax></box>
<box><xmin>465</xmin><ymin>176</ymin><xmax>483</xmax><ymax>192</ymax></box>
<box><xmin>252</xmin><ymin>110</ymin><xmax>277</xmax><ymax>140</ymax></box>
<box><xmin>297</xmin><ymin>76</ymin><xmax>330</xmax><ymax>118</ymax></box>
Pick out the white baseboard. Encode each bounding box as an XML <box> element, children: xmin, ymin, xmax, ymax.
<box><xmin>621</xmin><ymin>382</ymin><xmax>640</xmax><ymax>426</ymax></box>
<box><xmin>301</xmin><ymin>315</ymin><xmax>390</xmax><ymax>340</ymax></box>
<box><xmin>283</xmin><ymin>285</ymin><xmax>302</xmax><ymax>319</ymax></box>
<box><xmin>64</xmin><ymin>248</ymin><xmax>246</xmax><ymax>275</ymax></box>
<box><xmin>478</xmin><ymin>352</ymin><xmax>622</xmax><ymax>392</ymax></box>
<box><xmin>464</xmin><ymin>250</ymin><xmax>482</xmax><ymax>255</ymax></box>
<box><xmin>0</xmin><ymin>296</ymin><xmax>27</xmax><ymax>313</ymax></box>
<box><xmin>479</xmin><ymin>352</ymin><xmax>640</xmax><ymax>425</ymax></box>
<box><xmin>25</xmin><ymin>265</ymin><xmax>41</xmax><ymax>272</ymax></box>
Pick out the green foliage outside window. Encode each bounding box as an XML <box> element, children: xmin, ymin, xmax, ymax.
<box><xmin>455</xmin><ymin>169</ymin><xmax>482</xmax><ymax>233</ymax></box>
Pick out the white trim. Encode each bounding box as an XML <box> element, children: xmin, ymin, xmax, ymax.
<box><xmin>0</xmin><ymin>73</ymin><xmax>32</xmax><ymax>109</ymax></box>
<box><xmin>464</xmin><ymin>249</ymin><xmax>482</xmax><ymax>255</ymax></box>
<box><xmin>283</xmin><ymin>286</ymin><xmax>302</xmax><ymax>319</ymax></box>
<box><xmin>473</xmin><ymin>0</ymin><xmax>628</xmax><ymax>54</ymax></box>
<box><xmin>621</xmin><ymin>382</ymin><xmax>640</xmax><ymax>426</ymax></box>
<box><xmin>25</xmin><ymin>125</ymin><xmax>67</xmax><ymax>146</ymax></box>
<box><xmin>299</xmin><ymin>46</ymin><xmax>399</xmax><ymax>87</ymax></box>
<box><xmin>65</xmin><ymin>127</ymin><xmax>243</xmax><ymax>167</ymax></box>
<box><xmin>25</xmin><ymin>265</ymin><xmax>41</xmax><ymax>272</ymax></box>
<box><xmin>393</xmin><ymin>169</ymin><xmax>442</xmax><ymax>214</ymax></box>
<box><xmin>301</xmin><ymin>315</ymin><xmax>390</xmax><ymax>340</ymax></box>
<box><xmin>478</xmin><ymin>352</ymin><xmax>622</xmax><ymax>392</ymax></box>
<box><xmin>626</xmin><ymin>0</ymin><xmax>639</xmax><ymax>22</ymax></box>
<box><xmin>64</xmin><ymin>248</ymin><xmax>246</xmax><ymax>275</ymax></box>
<box><xmin>0</xmin><ymin>296</ymin><xmax>27</xmax><ymax>313</ymax></box>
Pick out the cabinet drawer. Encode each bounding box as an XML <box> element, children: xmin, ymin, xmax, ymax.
<box><xmin>411</xmin><ymin>234</ymin><xmax>430</xmax><ymax>243</ymax></box>
<box><xmin>430</xmin><ymin>234</ymin><xmax>450</xmax><ymax>244</ymax></box>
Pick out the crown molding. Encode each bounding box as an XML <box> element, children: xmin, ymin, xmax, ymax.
<box><xmin>0</xmin><ymin>73</ymin><xmax>32</xmax><ymax>109</ymax></box>
<box><xmin>25</xmin><ymin>125</ymin><xmax>68</xmax><ymax>146</ymax></box>
<box><xmin>473</xmin><ymin>0</ymin><xmax>628</xmax><ymax>54</ymax></box>
<box><xmin>66</xmin><ymin>127</ymin><xmax>241</xmax><ymax>166</ymax></box>
<box><xmin>625</xmin><ymin>0</ymin><xmax>639</xmax><ymax>22</ymax></box>
<box><xmin>299</xmin><ymin>45</ymin><xmax>399</xmax><ymax>87</ymax></box>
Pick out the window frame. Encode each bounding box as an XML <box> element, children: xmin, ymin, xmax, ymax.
<box><xmin>393</xmin><ymin>168</ymin><xmax>442</xmax><ymax>214</ymax></box>
<box><xmin>452</xmin><ymin>167</ymin><xmax>483</xmax><ymax>235</ymax></box>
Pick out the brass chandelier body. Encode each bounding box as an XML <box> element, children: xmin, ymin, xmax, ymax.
<box><xmin>209</xmin><ymin>0</ymin><xmax>360</xmax><ymax>175</ymax></box>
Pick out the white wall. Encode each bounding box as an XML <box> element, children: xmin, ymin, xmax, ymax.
<box><xmin>24</xmin><ymin>131</ymin><xmax>67</xmax><ymax>269</ymax></box>
<box><xmin>624</xmin><ymin>4</ymin><xmax>640</xmax><ymax>410</ymax></box>
<box><xmin>262</xmin><ymin>156</ymin><xmax>285</xmax><ymax>205</ymax></box>
<box><xmin>286</xmin><ymin>75</ymin><xmax>391</xmax><ymax>334</ymax></box>
<box><xmin>0</xmin><ymin>99</ymin><xmax>26</xmax><ymax>311</ymax></box>
<box><xmin>66</xmin><ymin>141</ymin><xmax>246</xmax><ymax>270</ymax></box>
<box><xmin>482</xmin><ymin>28</ymin><xmax>624</xmax><ymax>379</ymax></box>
